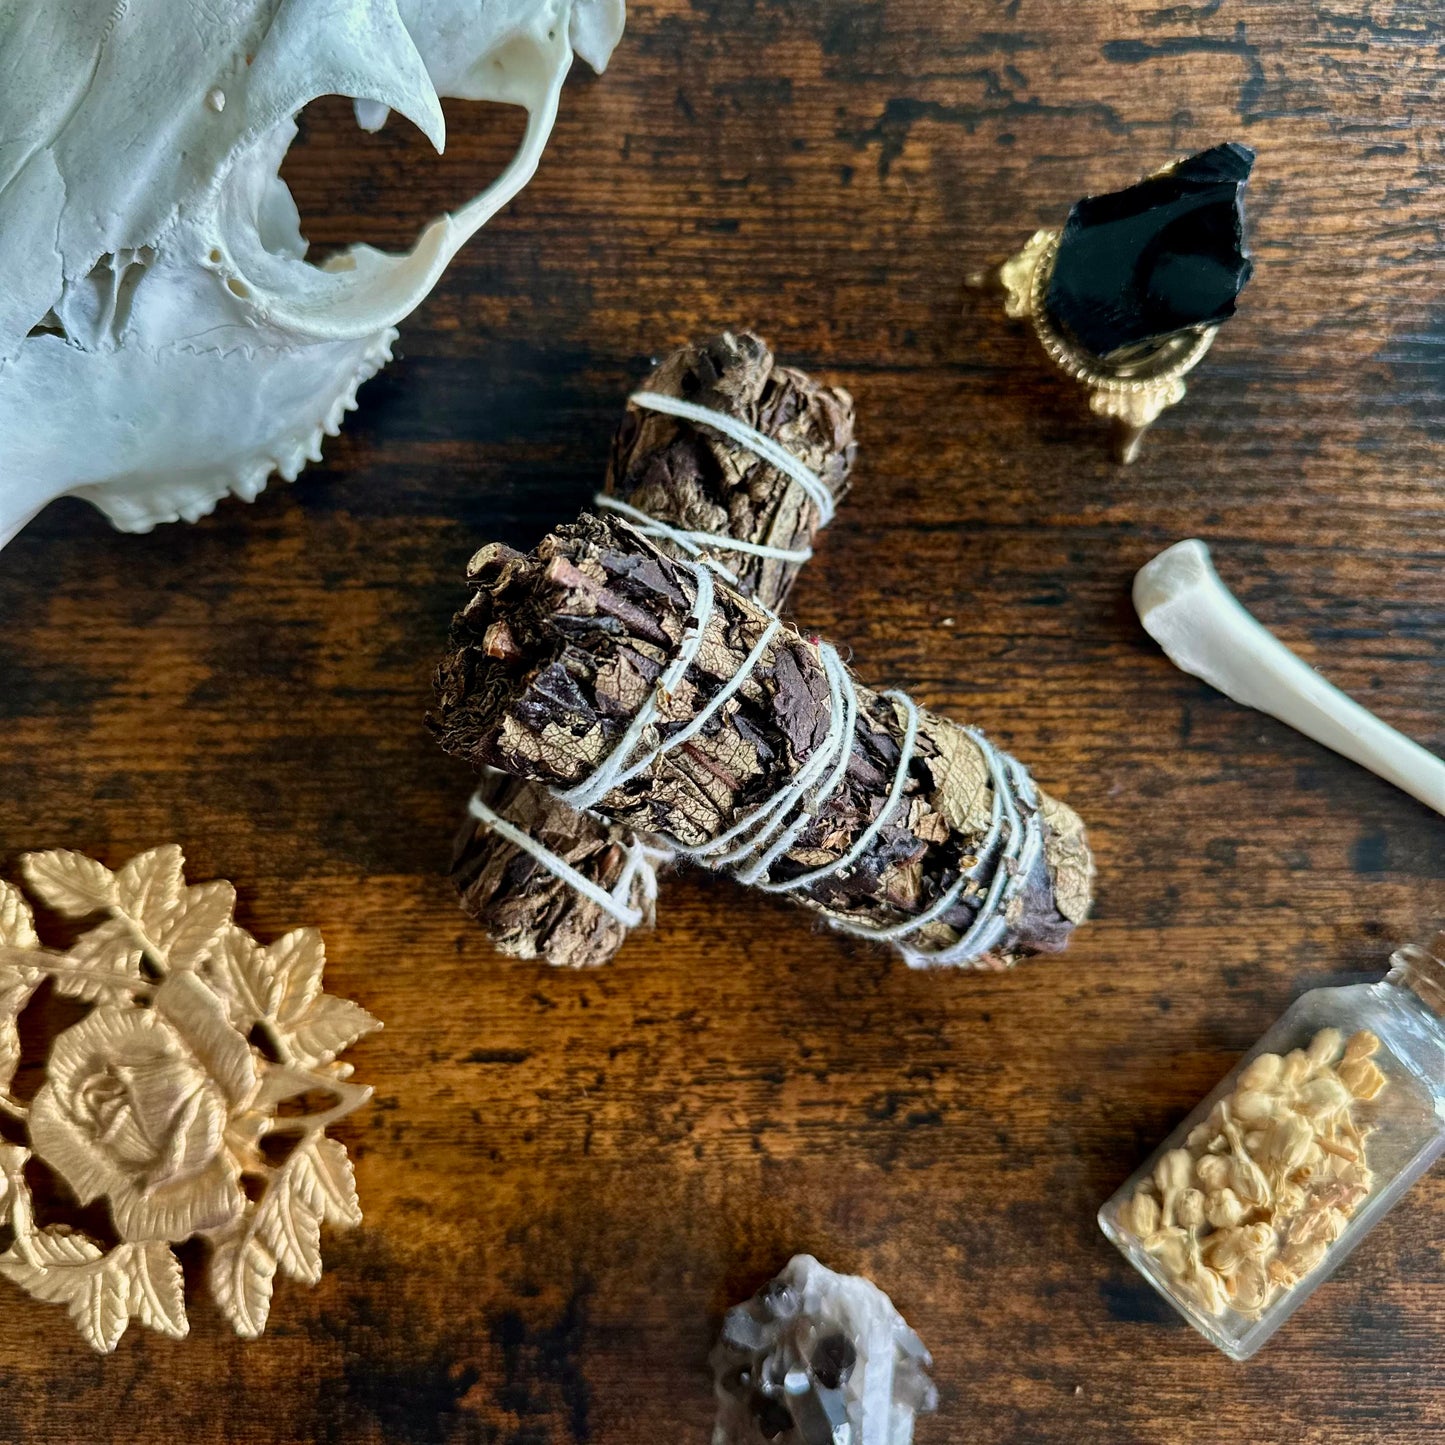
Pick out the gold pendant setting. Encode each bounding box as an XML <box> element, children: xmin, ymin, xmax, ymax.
<box><xmin>999</xmin><ymin>228</ymin><xmax>1217</xmax><ymax>464</ymax></box>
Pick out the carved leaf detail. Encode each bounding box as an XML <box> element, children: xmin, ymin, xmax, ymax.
<box><xmin>293</xmin><ymin>1136</ymin><xmax>363</xmax><ymax>1228</ymax></box>
<box><xmin>55</xmin><ymin>917</ymin><xmax>145</xmax><ymax>1001</ymax></box>
<box><xmin>210</xmin><ymin>925</ymin><xmax>380</xmax><ymax>1069</ymax></box>
<box><xmin>269</xmin><ymin>929</ymin><xmax>327</xmax><ymax>1027</ymax></box>
<box><xmin>73</xmin><ymin>1256</ymin><xmax>133</xmax><ymax>1354</ymax></box>
<box><xmin>287</xmin><ymin>994</ymin><xmax>383</xmax><ymax>1070</ymax></box>
<box><xmin>242</xmin><ymin>928</ymin><xmax>382</xmax><ymax>1067</ymax></box>
<box><xmin>209</xmin><ymin>1222</ymin><xmax>276</xmax><ymax>1341</ymax></box>
<box><xmin>0</xmin><ymin>883</ymin><xmax>40</xmax><ymax>1093</ymax></box>
<box><xmin>0</xmin><ymin>1228</ymin><xmax>135</xmax><ymax>1353</ymax></box>
<box><xmin>20</xmin><ymin>850</ymin><xmax>116</xmax><ymax>918</ymax></box>
<box><xmin>0</xmin><ymin>970</ymin><xmax>34</xmax><ymax>1012</ymax></box>
<box><xmin>0</xmin><ymin>1226</ymin><xmax>105</xmax><ymax>1299</ymax></box>
<box><xmin>0</xmin><ymin>880</ymin><xmax>38</xmax><ymax>950</ymax></box>
<box><xmin>115</xmin><ymin>845</ymin><xmax>186</xmax><ymax>950</ymax></box>
<box><xmin>0</xmin><ymin>1018</ymin><xmax>20</xmax><ymax>1098</ymax></box>
<box><xmin>0</xmin><ymin>1145</ymin><xmax>26</xmax><ymax>1229</ymax></box>
<box><xmin>127</xmin><ymin>1243</ymin><xmax>188</xmax><ymax>1340</ymax></box>
<box><xmin>255</xmin><ymin>1160</ymin><xmax>323</xmax><ymax>1285</ymax></box>
<box><xmin>160</xmin><ymin>882</ymin><xmax>236</xmax><ymax>970</ymax></box>
<box><xmin>208</xmin><ymin>925</ymin><xmax>282</xmax><ymax>1029</ymax></box>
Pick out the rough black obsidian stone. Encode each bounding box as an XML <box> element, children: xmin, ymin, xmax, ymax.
<box><xmin>1044</xmin><ymin>142</ymin><xmax>1255</xmax><ymax>360</ymax></box>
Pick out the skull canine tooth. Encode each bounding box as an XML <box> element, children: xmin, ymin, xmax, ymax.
<box><xmin>1134</xmin><ymin>539</ymin><xmax>1445</xmax><ymax>817</ymax></box>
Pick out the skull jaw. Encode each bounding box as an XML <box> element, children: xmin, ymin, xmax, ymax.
<box><xmin>0</xmin><ymin>329</ymin><xmax>396</xmax><ymax>541</ymax></box>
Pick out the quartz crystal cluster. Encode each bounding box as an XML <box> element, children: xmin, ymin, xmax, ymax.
<box><xmin>1118</xmin><ymin>1028</ymin><xmax>1385</xmax><ymax>1318</ymax></box>
<box><xmin>711</xmin><ymin>1255</ymin><xmax>936</xmax><ymax>1445</ymax></box>
<box><xmin>1045</xmin><ymin>141</ymin><xmax>1255</xmax><ymax>359</ymax></box>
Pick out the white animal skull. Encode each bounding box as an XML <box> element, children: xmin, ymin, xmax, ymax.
<box><xmin>0</xmin><ymin>0</ymin><xmax>623</xmax><ymax>550</ymax></box>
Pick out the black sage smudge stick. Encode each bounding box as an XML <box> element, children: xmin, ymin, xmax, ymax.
<box><xmin>432</xmin><ymin>511</ymin><xmax>1093</xmax><ymax>968</ymax></box>
<box><xmin>448</xmin><ymin>333</ymin><xmax>857</xmax><ymax>967</ymax></box>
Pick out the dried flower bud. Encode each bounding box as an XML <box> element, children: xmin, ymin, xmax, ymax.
<box><xmin>1237</xmin><ymin>1052</ymin><xmax>1284</xmax><ymax>1092</ymax></box>
<box><xmin>1306</xmin><ymin>1027</ymin><xmax>1344</xmax><ymax>1070</ymax></box>
<box><xmin>1291</xmin><ymin>1204</ymin><xmax>1348</xmax><ymax>1247</ymax></box>
<box><xmin>1206</xmin><ymin>1187</ymin><xmax>1247</xmax><ymax>1229</ymax></box>
<box><xmin>1280</xmin><ymin>1237</ymin><xmax>1328</xmax><ymax>1278</ymax></box>
<box><xmin>1145</xmin><ymin>1230</ymin><xmax>1191</xmax><ymax>1277</ymax></box>
<box><xmin>1240</xmin><ymin>1223</ymin><xmax>1276</xmax><ymax>1258</ymax></box>
<box><xmin>1120</xmin><ymin>1190</ymin><xmax>1161</xmax><ymax>1239</ymax></box>
<box><xmin>1259</xmin><ymin>1115</ymin><xmax>1315</xmax><ymax>1174</ymax></box>
<box><xmin>1232</xmin><ymin>1090</ymin><xmax>1276</xmax><ymax>1125</ymax></box>
<box><xmin>1296</xmin><ymin>1075</ymin><xmax>1351</xmax><ymax>1119</ymax></box>
<box><xmin>1342</xmin><ymin>1030</ymin><xmax>1380</xmax><ymax>1065</ymax></box>
<box><xmin>1176</xmin><ymin>1188</ymin><xmax>1207</xmax><ymax>1230</ymax></box>
<box><xmin>1274</xmin><ymin>1182</ymin><xmax>1306</xmax><ymax>1217</ymax></box>
<box><xmin>1208</xmin><ymin>1223</ymin><xmax>1273</xmax><ymax>1275</ymax></box>
<box><xmin>1154</xmin><ymin>1148</ymin><xmax>1194</xmax><ymax>1196</ymax></box>
<box><xmin>1195</xmin><ymin>1155</ymin><xmax>1231</xmax><ymax>1193</ymax></box>
<box><xmin>1230</xmin><ymin>1257</ymin><xmax>1272</xmax><ymax>1314</ymax></box>
<box><xmin>1178</xmin><ymin>1263</ymin><xmax>1230</xmax><ymax>1317</ymax></box>
<box><xmin>1281</xmin><ymin>1050</ymin><xmax>1312</xmax><ymax>1088</ymax></box>
<box><xmin>1186</xmin><ymin>1103</ymin><xmax>1229</xmax><ymax>1152</ymax></box>
<box><xmin>1228</xmin><ymin>1155</ymin><xmax>1271</xmax><ymax>1206</ymax></box>
<box><xmin>1131</xmin><ymin>1011</ymin><xmax>1389</xmax><ymax>1331</ymax></box>
<box><xmin>1203</xmin><ymin>1228</ymin><xmax>1252</xmax><ymax>1275</ymax></box>
<box><xmin>1338</xmin><ymin>1058</ymin><xmax>1386</xmax><ymax>1101</ymax></box>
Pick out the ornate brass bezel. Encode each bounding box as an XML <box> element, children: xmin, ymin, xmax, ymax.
<box><xmin>999</xmin><ymin>228</ymin><xmax>1217</xmax><ymax>463</ymax></box>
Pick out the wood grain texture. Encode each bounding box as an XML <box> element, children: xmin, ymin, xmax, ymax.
<box><xmin>1</xmin><ymin>1</ymin><xmax>1442</xmax><ymax>1441</ymax></box>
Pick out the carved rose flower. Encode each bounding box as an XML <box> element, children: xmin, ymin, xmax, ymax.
<box><xmin>28</xmin><ymin>973</ymin><xmax>256</xmax><ymax>1241</ymax></box>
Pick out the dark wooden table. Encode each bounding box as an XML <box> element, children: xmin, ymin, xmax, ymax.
<box><xmin>1</xmin><ymin>2</ymin><xmax>1442</xmax><ymax>1440</ymax></box>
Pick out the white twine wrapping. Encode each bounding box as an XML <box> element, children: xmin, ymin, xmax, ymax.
<box><xmin>463</xmin><ymin>393</ymin><xmax>833</xmax><ymax>932</ymax></box>
<box><xmin>547</xmin><ymin>557</ymin><xmax>1044</xmax><ymax>969</ymax></box>
<box><xmin>467</xmin><ymin>781</ymin><xmax>674</xmax><ymax>931</ymax></box>
<box><xmin>594</xmin><ymin>495</ymin><xmax>809</xmax><ymax>578</ymax></box>
<box><xmin>464</xmin><ymin>395</ymin><xmax>1045</xmax><ymax>964</ymax></box>
<box><xmin>625</xmin><ymin>390</ymin><xmax>837</xmax><ymax>525</ymax></box>
<box><xmin>591</xmin><ymin>385</ymin><xmax>847</xmax><ymax>576</ymax></box>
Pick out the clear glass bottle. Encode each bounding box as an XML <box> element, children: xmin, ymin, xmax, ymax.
<box><xmin>1098</xmin><ymin>935</ymin><xmax>1445</xmax><ymax>1360</ymax></box>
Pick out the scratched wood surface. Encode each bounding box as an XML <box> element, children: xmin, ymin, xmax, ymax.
<box><xmin>1</xmin><ymin>2</ymin><xmax>1442</xmax><ymax>1441</ymax></box>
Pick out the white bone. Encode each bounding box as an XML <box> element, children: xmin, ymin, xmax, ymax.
<box><xmin>1134</xmin><ymin>539</ymin><xmax>1445</xmax><ymax>817</ymax></box>
<box><xmin>0</xmin><ymin>0</ymin><xmax>625</xmax><ymax>551</ymax></box>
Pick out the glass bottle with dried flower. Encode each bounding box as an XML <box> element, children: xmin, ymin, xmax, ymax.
<box><xmin>1099</xmin><ymin>934</ymin><xmax>1445</xmax><ymax>1360</ymax></box>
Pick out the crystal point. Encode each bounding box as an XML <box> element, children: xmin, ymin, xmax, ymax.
<box><xmin>711</xmin><ymin>1255</ymin><xmax>935</xmax><ymax>1445</ymax></box>
<box><xmin>1045</xmin><ymin>142</ymin><xmax>1255</xmax><ymax>360</ymax></box>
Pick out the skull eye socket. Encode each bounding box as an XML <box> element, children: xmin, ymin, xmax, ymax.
<box><xmin>277</xmin><ymin>95</ymin><xmax>529</xmax><ymax>271</ymax></box>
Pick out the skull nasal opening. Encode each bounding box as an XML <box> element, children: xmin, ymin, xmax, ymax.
<box><xmin>277</xmin><ymin>95</ymin><xmax>530</xmax><ymax>270</ymax></box>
